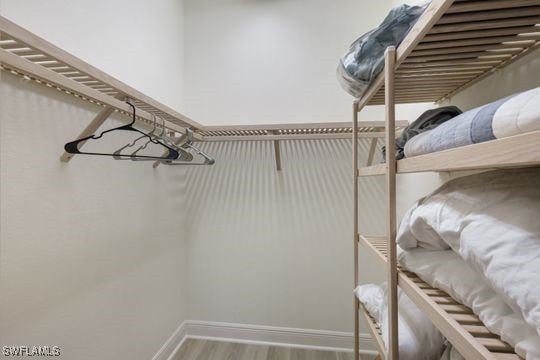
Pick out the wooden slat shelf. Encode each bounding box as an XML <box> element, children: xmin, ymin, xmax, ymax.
<box><xmin>0</xmin><ymin>16</ymin><xmax>203</xmax><ymax>139</ymax></box>
<box><xmin>358</xmin><ymin>235</ymin><xmax>522</xmax><ymax>360</ymax></box>
<box><xmin>354</xmin><ymin>0</ymin><xmax>540</xmax><ymax>108</ymax></box>
<box><xmin>356</xmin><ymin>131</ymin><xmax>540</xmax><ymax>176</ymax></box>
<box><xmin>199</xmin><ymin>121</ymin><xmax>408</xmax><ymax>141</ymax></box>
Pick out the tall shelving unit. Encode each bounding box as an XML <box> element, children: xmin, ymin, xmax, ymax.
<box><xmin>351</xmin><ymin>1</ymin><xmax>540</xmax><ymax>359</ymax></box>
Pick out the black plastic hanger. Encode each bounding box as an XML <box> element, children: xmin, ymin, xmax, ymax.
<box><xmin>64</xmin><ymin>102</ymin><xmax>180</xmax><ymax>160</ymax></box>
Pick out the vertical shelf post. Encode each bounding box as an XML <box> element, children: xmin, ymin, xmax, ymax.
<box><xmin>352</xmin><ymin>100</ymin><xmax>360</xmax><ymax>360</ymax></box>
<box><xmin>384</xmin><ymin>46</ymin><xmax>398</xmax><ymax>360</ymax></box>
<box><xmin>366</xmin><ymin>138</ymin><xmax>378</xmax><ymax>166</ymax></box>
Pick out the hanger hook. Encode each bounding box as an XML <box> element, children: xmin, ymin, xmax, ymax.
<box><xmin>126</xmin><ymin>99</ymin><xmax>136</xmax><ymax>126</ymax></box>
<box><xmin>186</xmin><ymin>128</ymin><xmax>194</xmax><ymax>144</ymax></box>
<box><xmin>150</xmin><ymin>114</ymin><xmax>157</xmax><ymax>134</ymax></box>
<box><xmin>159</xmin><ymin>117</ymin><xmax>166</xmax><ymax>137</ymax></box>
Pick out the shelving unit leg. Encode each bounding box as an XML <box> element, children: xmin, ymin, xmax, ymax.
<box><xmin>384</xmin><ymin>46</ymin><xmax>398</xmax><ymax>360</ymax></box>
<box><xmin>352</xmin><ymin>100</ymin><xmax>360</xmax><ymax>360</ymax></box>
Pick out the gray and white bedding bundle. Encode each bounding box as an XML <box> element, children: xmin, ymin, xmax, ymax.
<box><xmin>337</xmin><ymin>4</ymin><xmax>426</xmax><ymax>98</ymax></box>
<box><xmin>404</xmin><ymin>87</ymin><xmax>540</xmax><ymax>158</ymax></box>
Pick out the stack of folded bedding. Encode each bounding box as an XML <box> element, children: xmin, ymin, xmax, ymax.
<box><xmin>397</xmin><ymin>168</ymin><xmax>540</xmax><ymax>360</ymax></box>
<box><xmin>383</xmin><ymin>105</ymin><xmax>462</xmax><ymax>161</ymax></box>
<box><xmin>404</xmin><ymin>86</ymin><xmax>540</xmax><ymax>158</ymax></box>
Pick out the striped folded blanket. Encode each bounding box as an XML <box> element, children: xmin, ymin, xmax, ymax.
<box><xmin>404</xmin><ymin>86</ymin><xmax>540</xmax><ymax>158</ymax></box>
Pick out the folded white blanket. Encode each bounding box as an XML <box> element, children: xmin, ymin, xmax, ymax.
<box><xmin>397</xmin><ymin>168</ymin><xmax>540</xmax><ymax>339</ymax></box>
<box><xmin>399</xmin><ymin>248</ymin><xmax>540</xmax><ymax>360</ymax></box>
<box><xmin>355</xmin><ymin>283</ymin><xmax>445</xmax><ymax>360</ymax></box>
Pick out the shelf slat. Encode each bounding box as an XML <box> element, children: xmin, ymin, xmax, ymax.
<box><xmin>360</xmin><ymin>305</ymin><xmax>386</xmax><ymax>359</ymax></box>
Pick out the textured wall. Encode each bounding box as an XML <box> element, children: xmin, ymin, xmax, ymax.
<box><xmin>183</xmin><ymin>0</ymin><xmax>394</xmax><ymax>125</ymax></box>
<box><xmin>184</xmin><ymin>138</ymin><xmax>385</xmax><ymax>333</ymax></box>
<box><xmin>1</xmin><ymin>2</ymin><xmax>189</xmax><ymax>357</ymax></box>
<box><xmin>0</xmin><ymin>70</ymin><xmax>188</xmax><ymax>359</ymax></box>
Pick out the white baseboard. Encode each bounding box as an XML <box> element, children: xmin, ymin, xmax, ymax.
<box><xmin>152</xmin><ymin>320</ymin><xmax>376</xmax><ymax>360</ymax></box>
<box><xmin>151</xmin><ymin>321</ymin><xmax>188</xmax><ymax>360</ymax></box>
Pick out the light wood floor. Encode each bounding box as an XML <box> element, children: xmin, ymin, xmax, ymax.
<box><xmin>172</xmin><ymin>339</ymin><xmax>376</xmax><ymax>360</ymax></box>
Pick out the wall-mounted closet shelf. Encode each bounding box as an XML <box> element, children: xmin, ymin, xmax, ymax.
<box><xmin>352</xmin><ymin>1</ymin><xmax>540</xmax><ymax>359</ymax></box>
<box><xmin>199</xmin><ymin>121</ymin><xmax>409</xmax><ymax>142</ymax></box>
<box><xmin>0</xmin><ymin>16</ymin><xmax>398</xmax><ymax>147</ymax></box>
<box><xmin>358</xmin><ymin>236</ymin><xmax>520</xmax><ymax>360</ymax></box>
<box><xmin>1</xmin><ymin>16</ymin><xmax>399</xmax><ymax>171</ymax></box>
<box><xmin>0</xmin><ymin>16</ymin><xmax>202</xmax><ymax>137</ymax></box>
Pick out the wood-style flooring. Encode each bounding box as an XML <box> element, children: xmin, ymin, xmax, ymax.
<box><xmin>172</xmin><ymin>339</ymin><xmax>376</xmax><ymax>360</ymax></box>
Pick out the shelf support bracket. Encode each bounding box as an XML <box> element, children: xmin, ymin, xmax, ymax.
<box><xmin>366</xmin><ymin>138</ymin><xmax>378</xmax><ymax>166</ymax></box>
<box><xmin>273</xmin><ymin>131</ymin><xmax>282</xmax><ymax>171</ymax></box>
<box><xmin>60</xmin><ymin>94</ymin><xmax>125</xmax><ymax>162</ymax></box>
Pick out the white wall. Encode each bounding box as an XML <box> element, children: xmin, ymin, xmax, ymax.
<box><xmin>0</xmin><ymin>71</ymin><xmax>188</xmax><ymax>360</ymax></box>
<box><xmin>181</xmin><ymin>0</ymin><xmax>397</xmax><ymax>338</ymax></box>
<box><xmin>184</xmin><ymin>139</ymin><xmax>385</xmax><ymax>334</ymax></box>
<box><xmin>183</xmin><ymin>0</ymin><xmax>396</xmax><ymax>125</ymax></box>
<box><xmin>0</xmin><ymin>0</ymin><xmax>185</xmax><ymax>111</ymax></box>
<box><xmin>0</xmin><ymin>1</ymin><xmax>189</xmax><ymax>359</ymax></box>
